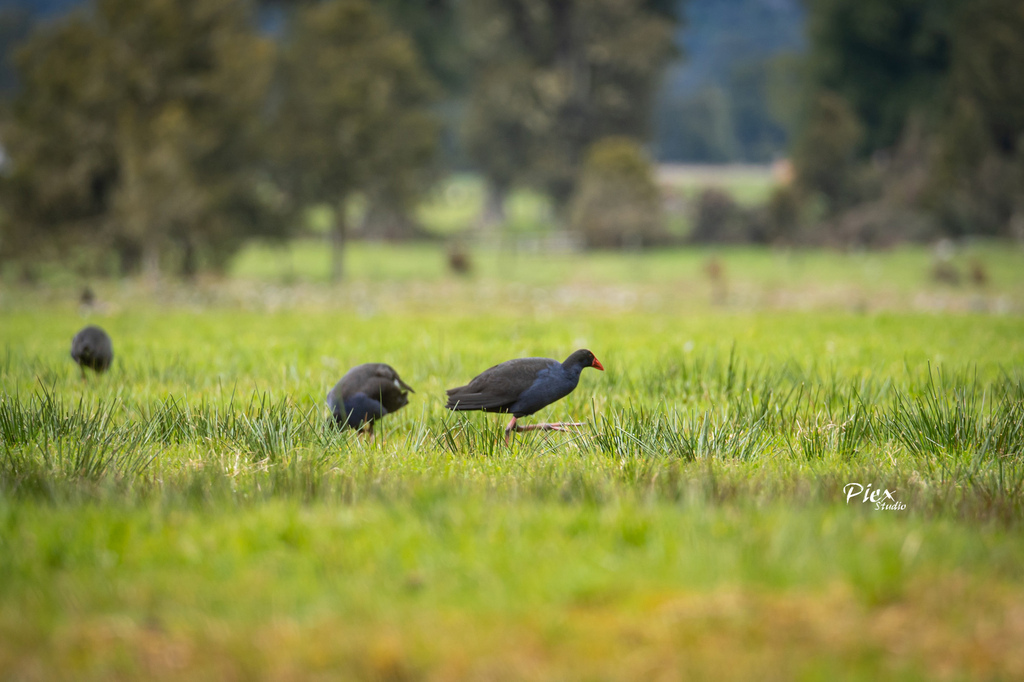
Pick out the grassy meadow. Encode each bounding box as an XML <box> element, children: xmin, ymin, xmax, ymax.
<box><xmin>2</xmin><ymin>236</ymin><xmax>1024</xmax><ymax>680</ymax></box>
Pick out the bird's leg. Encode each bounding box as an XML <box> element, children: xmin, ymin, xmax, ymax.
<box><xmin>504</xmin><ymin>416</ymin><xmax>518</xmax><ymax>445</ymax></box>
<box><xmin>506</xmin><ymin>417</ymin><xmax>586</xmax><ymax>444</ymax></box>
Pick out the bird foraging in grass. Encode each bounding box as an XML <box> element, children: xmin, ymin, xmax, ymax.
<box><xmin>445</xmin><ymin>349</ymin><xmax>604</xmax><ymax>444</ymax></box>
<box><xmin>327</xmin><ymin>363</ymin><xmax>414</xmax><ymax>435</ymax></box>
<box><xmin>71</xmin><ymin>325</ymin><xmax>113</xmax><ymax>379</ymax></box>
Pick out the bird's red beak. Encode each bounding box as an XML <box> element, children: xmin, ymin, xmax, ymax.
<box><xmin>592</xmin><ymin>357</ymin><xmax>604</xmax><ymax>371</ymax></box>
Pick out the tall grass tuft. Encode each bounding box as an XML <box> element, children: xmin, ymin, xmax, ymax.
<box><xmin>889</xmin><ymin>366</ymin><xmax>982</xmax><ymax>457</ymax></box>
<box><xmin>886</xmin><ymin>366</ymin><xmax>1024</xmax><ymax>462</ymax></box>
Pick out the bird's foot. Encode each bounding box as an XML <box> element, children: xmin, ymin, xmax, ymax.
<box><xmin>516</xmin><ymin>422</ymin><xmax>585</xmax><ymax>433</ymax></box>
<box><xmin>505</xmin><ymin>420</ymin><xmax>587</xmax><ymax>445</ymax></box>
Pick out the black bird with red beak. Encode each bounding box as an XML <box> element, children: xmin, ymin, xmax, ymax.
<box><xmin>445</xmin><ymin>349</ymin><xmax>604</xmax><ymax>444</ymax></box>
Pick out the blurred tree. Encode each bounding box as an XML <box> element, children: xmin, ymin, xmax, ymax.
<box><xmin>0</xmin><ymin>7</ymin><xmax>33</xmax><ymax>99</ymax></box>
<box><xmin>462</xmin><ymin>0</ymin><xmax>678</xmax><ymax>222</ymax></box>
<box><xmin>375</xmin><ymin>0</ymin><xmax>467</xmax><ymax>94</ymax></box>
<box><xmin>261</xmin><ymin>0</ymin><xmax>467</xmax><ymax>169</ymax></box>
<box><xmin>569</xmin><ymin>136</ymin><xmax>665</xmax><ymax>248</ymax></box>
<box><xmin>1</xmin><ymin>14</ymin><xmax>115</xmax><ymax>267</ymax></box>
<box><xmin>803</xmin><ymin>0</ymin><xmax>956</xmax><ymax>154</ymax></box>
<box><xmin>689</xmin><ymin>186</ymin><xmax>746</xmax><ymax>243</ymax></box>
<box><xmin>794</xmin><ymin>0</ymin><xmax>1024</xmax><ymax>239</ymax></box>
<box><xmin>362</xmin><ymin>0</ymin><xmax>461</xmax><ymax>239</ymax></box>
<box><xmin>462</xmin><ymin>60</ymin><xmax>537</xmax><ymax>231</ymax></box>
<box><xmin>927</xmin><ymin>0</ymin><xmax>1024</xmax><ymax>237</ymax></box>
<box><xmin>791</xmin><ymin>91</ymin><xmax>863</xmax><ymax>215</ymax></box>
<box><xmin>260</xmin><ymin>0</ymin><xmax>465</xmax><ymax>90</ymax></box>
<box><xmin>269</xmin><ymin>0</ymin><xmax>438</xmax><ymax>282</ymax></box>
<box><xmin>2</xmin><ymin>0</ymin><xmax>276</xmax><ymax>277</ymax></box>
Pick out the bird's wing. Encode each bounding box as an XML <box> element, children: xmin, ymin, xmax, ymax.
<box><xmin>445</xmin><ymin>384</ymin><xmax>518</xmax><ymax>411</ymax></box>
<box><xmin>446</xmin><ymin>358</ymin><xmax>555</xmax><ymax>410</ymax></box>
<box><xmin>337</xmin><ymin>365</ymin><xmax>373</xmax><ymax>396</ymax></box>
<box><xmin>340</xmin><ymin>364</ymin><xmax>413</xmax><ymax>396</ymax></box>
<box><xmin>375</xmin><ymin>364</ymin><xmax>415</xmax><ymax>393</ymax></box>
<box><xmin>359</xmin><ymin>376</ymin><xmax>410</xmax><ymax>412</ymax></box>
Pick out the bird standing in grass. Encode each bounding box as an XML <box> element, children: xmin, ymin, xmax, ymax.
<box><xmin>446</xmin><ymin>349</ymin><xmax>604</xmax><ymax>444</ymax></box>
<box><xmin>327</xmin><ymin>363</ymin><xmax>414</xmax><ymax>434</ymax></box>
<box><xmin>71</xmin><ymin>325</ymin><xmax>114</xmax><ymax>379</ymax></box>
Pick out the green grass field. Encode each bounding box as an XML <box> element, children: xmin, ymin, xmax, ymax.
<box><xmin>410</xmin><ymin>165</ymin><xmax>779</xmax><ymax>239</ymax></box>
<box><xmin>2</xmin><ymin>242</ymin><xmax>1024</xmax><ymax>680</ymax></box>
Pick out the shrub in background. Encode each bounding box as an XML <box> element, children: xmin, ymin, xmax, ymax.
<box><xmin>689</xmin><ymin>187</ymin><xmax>748</xmax><ymax>244</ymax></box>
<box><xmin>569</xmin><ymin>137</ymin><xmax>667</xmax><ymax>249</ymax></box>
<box><xmin>791</xmin><ymin>92</ymin><xmax>868</xmax><ymax>217</ymax></box>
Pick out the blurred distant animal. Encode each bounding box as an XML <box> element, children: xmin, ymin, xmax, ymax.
<box><xmin>969</xmin><ymin>259</ymin><xmax>989</xmax><ymax>287</ymax></box>
<box><xmin>71</xmin><ymin>325</ymin><xmax>114</xmax><ymax>378</ymax></box>
<box><xmin>931</xmin><ymin>261</ymin><xmax>961</xmax><ymax>286</ymax></box>
<box><xmin>703</xmin><ymin>256</ymin><xmax>727</xmax><ymax>305</ymax></box>
<box><xmin>447</xmin><ymin>244</ymin><xmax>472</xmax><ymax>275</ymax></box>
<box><xmin>703</xmin><ymin>257</ymin><xmax>722</xmax><ymax>281</ymax></box>
<box><xmin>79</xmin><ymin>286</ymin><xmax>96</xmax><ymax>308</ymax></box>
<box><xmin>930</xmin><ymin>238</ymin><xmax>961</xmax><ymax>286</ymax></box>
<box><xmin>327</xmin><ymin>363</ymin><xmax>414</xmax><ymax>434</ymax></box>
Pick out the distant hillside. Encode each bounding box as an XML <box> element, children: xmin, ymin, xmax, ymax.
<box><xmin>666</xmin><ymin>0</ymin><xmax>804</xmax><ymax>97</ymax></box>
<box><xmin>654</xmin><ymin>0</ymin><xmax>805</xmax><ymax>162</ymax></box>
<box><xmin>0</xmin><ymin>0</ymin><xmax>80</xmax><ymax>17</ymax></box>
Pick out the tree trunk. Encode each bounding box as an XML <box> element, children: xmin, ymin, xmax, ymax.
<box><xmin>330</xmin><ymin>207</ymin><xmax>347</xmax><ymax>283</ymax></box>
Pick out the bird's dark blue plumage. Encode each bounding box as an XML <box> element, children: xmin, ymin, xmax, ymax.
<box><xmin>329</xmin><ymin>391</ymin><xmax>389</xmax><ymax>429</ymax></box>
<box><xmin>445</xmin><ymin>349</ymin><xmax>603</xmax><ymax>443</ymax></box>
<box><xmin>327</xmin><ymin>363</ymin><xmax>414</xmax><ymax>433</ymax></box>
<box><xmin>506</xmin><ymin>358</ymin><xmax>588</xmax><ymax>417</ymax></box>
<box><xmin>71</xmin><ymin>325</ymin><xmax>113</xmax><ymax>377</ymax></box>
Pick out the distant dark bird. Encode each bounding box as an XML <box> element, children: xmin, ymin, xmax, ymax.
<box><xmin>79</xmin><ymin>285</ymin><xmax>96</xmax><ymax>308</ymax></box>
<box><xmin>969</xmin><ymin>258</ymin><xmax>989</xmax><ymax>287</ymax></box>
<box><xmin>70</xmin><ymin>325</ymin><xmax>113</xmax><ymax>378</ymax></box>
<box><xmin>703</xmin><ymin>256</ymin><xmax>727</xmax><ymax>306</ymax></box>
<box><xmin>446</xmin><ymin>349</ymin><xmax>604</xmax><ymax>444</ymax></box>
<box><xmin>931</xmin><ymin>261</ymin><xmax>961</xmax><ymax>286</ymax></box>
<box><xmin>447</xmin><ymin>243</ymin><xmax>472</xmax><ymax>275</ymax></box>
<box><xmin>327</xmin><ymin>363</ymin><xmax>414</xmax><ymax>434</ymax></box>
